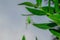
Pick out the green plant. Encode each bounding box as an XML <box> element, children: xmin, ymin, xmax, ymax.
<box><xmin>19</xmin><ymin>0</ymin><xmax>60</xmax><ymax>40</ymax></box>
<box><xmin>22</xmin><ymin>35</ymin><xmax>26</xmax><ymax>40</ymax></box>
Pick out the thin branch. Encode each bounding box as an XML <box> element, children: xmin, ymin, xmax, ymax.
<box><xmin>21</xmin><ymin>14</ymin><xmax>34</xmax><ymax>16</ymax></box>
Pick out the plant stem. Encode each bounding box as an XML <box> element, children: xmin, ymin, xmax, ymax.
<box><xmin>48</xmin><ymin>0</ymin><xmax>50</xmax><ymax>13</ymax></box>
<box><xmin>25</xmin><ymin>22</ymin><xmax>28</xmax><ymax>30</ymax></box>
<box><xmin>25</xmin><ymin>16</ymin><xmax>28</xmax><ymax>30</ymax></box>
<box><xmin>55</xmin><ymin>0</ymin><xmax>59</xmax><ymax>13</ymax></box>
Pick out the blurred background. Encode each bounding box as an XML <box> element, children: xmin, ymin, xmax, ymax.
<box><xmin>0</xmin><ymin>0</ymin><xmax>54</xmax><ymax>40</ymax></box>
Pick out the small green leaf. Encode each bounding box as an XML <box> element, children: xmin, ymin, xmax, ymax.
<box><xmin>36</xmin><ymin>0</ymin><xmax>42</xmax><ymax>7</ymax></box>
<box><xmin>18</xmin><ymin>2</ymin><xmax>34</xmax><ymax>7</ymax></box>
<box><xmin>22</xmin><ymin>35</ymin><xmax>26</xmax><ymax>40</ymax></box>
<box><xmin>26</xmin><ymin>7</ymin><xmax>47</xmax><ymax>16</ymax></box>
<box><xmin>33</xmin><ymin>23</ymin><xmax>57</xmax><ymax>29</ymax></box>
<box><xmin>49</xmin><ymin>29</ymin><xmax>60</xmax><ymax>37</ymax></box>
<box><xmin>27</xmin><ymin>16</ymin><xmax>31</xmax><ymax>24</ymax></box>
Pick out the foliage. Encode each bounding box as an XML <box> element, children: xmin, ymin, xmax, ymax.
<box><xmin>19</xmin><ymin>0</ymin><xmax>60</xmax><ymax>40</ymax></box>
<box><xmin>36</xmin><ymin>37</ymin><xmax>38</xmax><ymax>40</ymax></box>
<box><xmin>22</xmin><ymin>35</ymin><xmax>26</xmax><ymax>40</ymax></box>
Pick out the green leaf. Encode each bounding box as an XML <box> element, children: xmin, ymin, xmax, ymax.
<box><xmin>51</xmin><ymin>0</ymin><xmax>60</xmax><ymax>4</ymax></box>
<box><xmin>53</xmin><ymin>0</ymin><xmax>59</xmax><ymax>13</ymax></box>
<box><xmin>49</xmin><ymin>29</ymin><xmax>60</xmax><ymax>37</ymax></box>
<box><xmin>48</xmin><ymin>14</ymin><xmax>60</xmax><ymax>25</ymax></box>
<box><xmin>58</xmin><ymin>4</ymin><xmax>60</xmax><ymax>13</ymax></box>
<box><xmin>42</xmin><ymin>6</ymin><xmax>55</xmax><ymax>14</ymax></box>
<box><xmin>36</xmin><ymin>0</ymin><xmax>42</xmax><ymax>7</ymax></box>
<box><xmin>27</xmin><ymin>16</ymin><xmax>31</xmax><ymax>24</ymax></box>
<box><xmin>18</xmin><ymin>2</ymin><xmax>34</xmax><ymax>7</ymax></box>
<box><xmin>33</xmin><ymin>23</ymin><xmax>57</xmax><ymax>29</ymax></box>
<box><xmin>58</xmin><ymin>0</ymin><xmax>60</xmax><ymax>3</ymax></box>
<box><xmin>26</xmin><ymin>7</ymin><xmax>47</xmax><ymax>16</ymax></box>
<box><xmin>22</xmin><ymin>35</ymin><xmax>26</xmax><ymax>40</ymax></box>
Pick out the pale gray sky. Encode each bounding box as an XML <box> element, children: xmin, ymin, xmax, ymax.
<box><xmin>0</xmin><ymin>0</ymin><xmax>53</xmax><ymax>40</ymax></box>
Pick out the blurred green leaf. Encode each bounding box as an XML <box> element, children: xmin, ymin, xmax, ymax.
<box><xmin>49</xmin><ymin>29</ymin><xmax>60</xmax><ymax>37</ymax></box>
<box><xmin>36</xmin><ymin>0</ymin><xmax>42</xmax><ymax>7</ymax></box>
<box><xmin>58</xmin><ymin>0</ymin><xmax>60</xmax><ymax>3</ymax></box>
<box><xmin>22</xmin><ymin>35</ymin><xmax>26</xmax><ymax>40</ymax></box>
<box><xmin>42</xmin><ymin>6</ymin><xmax>55</xmax><ymax>14</ymax></box>
<box><xmin>48</xmin><ymin>14</ymin><xmax>60</xmax><ymax>25</ymax></box>
<box><xmin>33</xmin><ymin>23</ymin><xmax>57</xmax><ymax>29</ymax></box>
<box><xmin>27</xmin><ymin>16</ymin><xmax>31</xmax><ymax>24</ymax></box>
<box><xmin>58</xmin><ymin>4</ymin><xmax>60</xmax><ymax>13</ymax></box>
<box><xmin>18</xmin><ymin>2</ymin><xmax>35</xmax><ymax>7</ymax></box>
<box><xmin>51</xmin><ymin>0</ymin><xmax>60</xmax><ymax>3</ymax></box>
<box><xmin>53</xmin><ymin>0</ymin><xmax>59</xmax><ymax>13</ymax></box>
<box><xmin>26</xmin><ymin>7</ymin><xmax>47</xmax><ymax>16</ymax></box>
